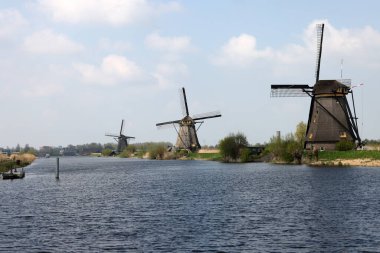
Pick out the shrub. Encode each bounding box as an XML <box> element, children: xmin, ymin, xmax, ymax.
<box><xmin>219</xmin><ymin>132</ymin><xmax>249</xmax><ymax>162</ymax></box>
<box><xmin>335</xmin><ymin>140</ymin><xmax>355</xmax><ymax>151</ymax></box>
<box><xmin>119</xmin><ymin>149</ymin><xmax>132</xmax><ymax>158</ymax></box>
<box><xmin>148</xmin><ymin>145</ymin><xmax>166</xmax><ymax>159</ymax></box>
<box><xmin>101</xmin><ymin>148</ymin><xmax>113</xmax><ymax>156</ymax></box>
<box><xmin>239</xmin><ymin>148</ymin><xmax>251</xmax><ymax>163</ymax></box>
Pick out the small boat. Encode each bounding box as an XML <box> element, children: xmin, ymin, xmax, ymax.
<box><xmin>2</xmin><ymin>169</ymin><xmax>25</xmax><ymax>180</ymax></box>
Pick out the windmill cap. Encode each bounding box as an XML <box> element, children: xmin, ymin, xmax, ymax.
<box><xmin>313</xmin><ymin>80</ymin><xmax>350</xmax><ymax>95</ymax></box>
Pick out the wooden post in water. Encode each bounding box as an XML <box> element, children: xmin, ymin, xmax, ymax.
<box><xmin>56</xmin><ymin>157</ymin><xmax>60</xmax><ymax>179</ymax></box>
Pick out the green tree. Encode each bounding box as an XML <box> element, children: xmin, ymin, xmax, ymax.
<box><xmin>266</xmin><ymin>122</ymin><xmax>306</xmax><ymax>164</ymax></box>
<box><xmin>219</xmin><ymin>132</ymin><xmax>249</xmax><ymax>162</ymax></box>
<box><xmin>295</xmin><ymin>121</ymin><xmax>307</xmax><ymax>145</ymax></box>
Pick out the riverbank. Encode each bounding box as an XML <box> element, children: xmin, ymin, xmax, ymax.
<box><xmin>0</xmin><ymin>154</ymin><xmax>36</xmax><ymax>173</ymax></box>
<box><xmin>309</xmin><ymin>159</ymin><xmax>380</xmax><ymax>167</ymax></box>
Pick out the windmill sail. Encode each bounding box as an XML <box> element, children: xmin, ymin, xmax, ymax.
<box><xmin>270</xmin><ymin>85</ymin><xmax>312</xmax><ymax>97</ymax></box>
<box><xmin>315</xmin><ymin>23</ymin><xmax>324</xmax><ymax>83</ymax></box>
<box><xmin>156</xmin><ymin>87</ymin><xmax>221</xmax><ymax>151</ymax></box>
<box><xmin>193</xmin><ymin>111</ymin><xmax>222</xmax><ymax>121</ymax></box>
<box><xmin>270</xmin><ymin>23</ymin><xmax>361</xmax><ymax>150</ymax></box>
<box><xmin>105</xmin><ymin>119</ymin><xmax>135</xmax><ymax>154</ymax></box>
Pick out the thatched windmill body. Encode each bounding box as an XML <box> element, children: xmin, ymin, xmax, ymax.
<box><xmin>271</xmin><ymin>24</ymin><xmax>361</xmax><ymax>150</ymax></box>
<box><xmin>156</xmin><ymin>87</ymin><xmax>221</xmax><ymax>152</ymax></box>
<box><xmin>105</xmin><ymin>119</ymin><xmax>135</xmax><ymax>153</ymax></box>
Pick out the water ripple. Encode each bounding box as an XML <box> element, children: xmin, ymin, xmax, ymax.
<box><xmin>1</xmin><ymin>158</ymin><xmax>380</xmax><ymax>252</ymax></box>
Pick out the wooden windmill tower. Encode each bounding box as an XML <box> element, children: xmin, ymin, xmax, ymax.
<box><xmin>105</xmin><ymin>119</ymin><xmax>135</xmax><ymax>153</ymax></box>
<box><xmin>156</xmin><ymin>87</ymin><xmax>221</xmax><ymax>152</ymax></box>
<box><xmin>271</xmin><ymin>24</ymin><xmax>361</xmax><ymax>150</ymax></box>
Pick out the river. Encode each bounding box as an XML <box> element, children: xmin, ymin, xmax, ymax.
<box><xmin>1</xmin><ymin>157</ymin><xmax>380</xmax><ymax>252</ymax></box>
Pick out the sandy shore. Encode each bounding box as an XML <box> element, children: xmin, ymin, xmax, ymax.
<box><xmin>312</xmin><ymin>159</ymin><xmax>380</xmax><ymax>167</ymax></box>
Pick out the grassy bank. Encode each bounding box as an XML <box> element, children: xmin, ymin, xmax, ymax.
<box><xmin>318</xmin><ymin>150</ymin><xmax>380</xmax><ymax>161</ymax></box>
<box><xmin>0</xmin><ymin>154</ymin><xmax>36</xmax><ymax>173</ymax></box>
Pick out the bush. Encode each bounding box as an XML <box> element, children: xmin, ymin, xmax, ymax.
<box><xmin>119</xmin><ymin>149</ymin><xmax>132</xmax><ymax>158</ymax></box>
<box><xmin>266</xmin><ymin>133</ymin><xmax>303</xmax><ymax>163</ymax></box>
<box><xmin>335</xmin><ymin>140</ymin><xmax>355</xmax><ymax>151</ymax></box>
<box><xmin>239</xmin><ymin>148</ymin><xmax>251</xmax><ymax>163</ymax></box>
<box><xmin>101</xmin><ymin>148</ymin><xmax>113</xmax><ymax>156</ymax></box>
<box><xmin>148</xmin><ymin>145</ymin><xmax>166</xmax><ymax>159</ymax></box>
<box><xmin>219</xmin><ymin>132</ymin><xmax>249</xmax><ymax>162</ymax></box>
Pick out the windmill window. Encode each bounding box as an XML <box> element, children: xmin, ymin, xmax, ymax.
<box><xmin>309</xmin><ymin>133</ymin><xmax>313</xmax><ymax>139</ymax></box>
<box><xmin>339</xmin><ymin>131</ymin><xmax>347</xmax><ymax>138</ymax></box>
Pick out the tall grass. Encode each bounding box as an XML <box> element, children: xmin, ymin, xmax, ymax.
<box><xmin>0</xmin><ymin>154</ymin><xmax>36</xmax><ymax>173</ymax></box>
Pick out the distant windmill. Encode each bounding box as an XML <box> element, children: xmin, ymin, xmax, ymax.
<box><xmin>156</xmin><ymin>87</ymin><xmax>221</xmax><ymax>152</ymax></box>
<box><xmin>270</xmin><ymin>23</ymin><xmax>361</xmax><ymax>150</ymax></box>
<box><xmin>105</xmin><ymin>119</ymin><xmax>135</xmax><ymax>153</ymax></box>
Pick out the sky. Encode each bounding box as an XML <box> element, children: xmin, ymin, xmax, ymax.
<box><xmin>1</xmin><ymin>0</ymin><xmax>380</xmax><ymax>148</ymax></box>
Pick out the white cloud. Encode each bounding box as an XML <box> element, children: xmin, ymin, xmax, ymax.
<box><xmin>213</xmin><ymin>34</ymin><xmax>274</xmax><ymax>66</ymax></box>
<box><xmin>214</xmin><ymin>20</ymin><xmax>380</xmax><ymax>72</ymax></box>
<box><xmin>24</xmin><ymin>29</ymin><xmax>83</xmax><ymax>54</ymax></box>
<box><xmin>38</xmin><ymin>0</ymin><xmax>181</xmax><ymax>26</ymax></box>
<box><xmin>74</xmin><ymin>54</ymin><xmax>143</xmax><ymax>85</ymax></box>
<box><xmin>0</xmin><ymin>9</ymin><xmax>27</xmax><ymax>39</ymax></box>
<box><xmin>153</xmin><ymin>62</ymin><xmax>188</xmax><ymax>89</ymax></box>
<box><xmin>272</xmin><ymin>20</ymin><xmax>380</xmax><ymax>76</ymax></box>
<box><xmin>145</xmin><ymin>32</ymin><xmax>192</xmax><ymax>53</ymax></box>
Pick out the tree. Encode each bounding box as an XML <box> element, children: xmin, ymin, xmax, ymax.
<box><xmin>295</xmin><ymin>121</ymin><xmax>307</xmax><ymax>145</ymax></box>
<box><xmin>219</xmin><ymin>132</ymin><xmax>249</xmax><ymax>162</ymax></box>
<box><xmin>266</xmin><ymin>122</ymin><xmax>306</xmax><ymax>164</ymax></box>
<box><xmin>23</xmin><ymin>144</ymin><xmax>30</xmax><ymax>153</ymax></box>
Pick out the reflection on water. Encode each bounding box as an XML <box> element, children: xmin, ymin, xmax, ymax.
<box><xmin>1</xmin><ymin>157</ymin><xmax>380</xmax><ymax>251</ymax></box>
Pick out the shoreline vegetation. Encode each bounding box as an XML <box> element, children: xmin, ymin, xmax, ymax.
<box><xmin>0</xmin><ymin>153</ymin><xmax>36</xmax><ymax>174</ymax></box>
<box><xmin>102</xmin><ymin>145</ymin><xmax>380</xmax><ymax>167</ymax></box>
<box><xmin>2</xmin><ymin>122</ymin><xmax>380</xmax><ymax>168</ymax></box>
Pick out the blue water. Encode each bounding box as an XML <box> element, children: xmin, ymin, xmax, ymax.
<box><xmin>1</xmin><ymin>157</ymin><xmax>380</xmax><ymax>252</ymax></box>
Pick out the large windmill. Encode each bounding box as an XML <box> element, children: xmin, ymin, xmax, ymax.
<box><xmin>105</xmin><ymin>119</ymin><xmax>135</xmax><ymax>153</ymax></box>
<box><xmin>271</xmin><ymin>23</ymin><xmax>361</xmax><ymax>150</ymax></box>
<box><xmin>156</xmin><ymin>87</ymin><xmax>221</xmax><ymax>152</ymax></box>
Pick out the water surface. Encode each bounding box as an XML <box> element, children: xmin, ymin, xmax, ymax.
<box><xmin>1</xmin><ymin>157</ymin><xmax>380</xmax><ymax>252</ymax></box>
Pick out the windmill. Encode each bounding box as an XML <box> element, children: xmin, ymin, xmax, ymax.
<box><xmin>270</xmin><ymin>23</ymin><xmax>361</xmax><ymax>150</ymax></box>
<box><xmin>156</xmin><ymin>87</ymin><xmax>221</xmax><ymax>152</ymax></box>
<box><xmin>105</xmin><ymin>119</ymin><xmax>135</xmax><ymax>154</ymax></box>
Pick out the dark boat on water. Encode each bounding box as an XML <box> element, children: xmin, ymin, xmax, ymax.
<box><xmin>2</xmin><ymin>169</ymin><xmax>25</xmax><ymax>180</ymax></box>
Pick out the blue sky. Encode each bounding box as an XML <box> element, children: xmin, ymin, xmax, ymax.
<box><xmin>0</xmin><ymin>0</ymin><xmax>379</xmax><ymax>148</ymax></box>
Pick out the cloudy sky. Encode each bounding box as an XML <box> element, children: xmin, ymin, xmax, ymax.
<box><xmin>1</xmin><ymin>0</ymin><xmax>379</xmax><ymax>148</ymax></box>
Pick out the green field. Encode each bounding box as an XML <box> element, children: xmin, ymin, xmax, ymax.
<box><xmin>318</xmin><ymin>150</ymin><xmax>380</xmax><ymax>161</ymax></box>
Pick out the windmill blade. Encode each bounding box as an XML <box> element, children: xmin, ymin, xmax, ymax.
<box><xmin>271</xmin><ymin>84</ymin><xmax>312</xmax><ymax>97</ymax></box>
<box><xmin>179</xmin><ymin>87</ymin><xmax>190</xmax><ymax>117</ymax></box>
<box><xmin>156</xmin><ymin>119</ymin><xmax>181</xmax><ymax>127</ymax></box>
<box><xmin>192</xmin><ymin>111</ymin><xmax>221</xmax><ymax>121</ymax></box>
<box><xmin>125</xmin><ymin>136</ymin><xmax>135</xmax><ymax>139</ymax></box>
<box><xmin>315</xmin><ymin>23</ymin><xmax>324</xmax><ymax>83</ymax></box>
<box><xmin>119</xmin><ymin>119</ymin><xmax>125</xmax><ymax>135</ymax></box>
<box><xmin>105</xmin><ymin>133</ymin><xmax>119</xmax><ymax>137</ymax></box>
<box><xmin>157</xmin><ymin>123</ymin><xmax>176</xmax><ymax>130</ymax></box>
